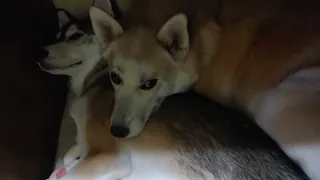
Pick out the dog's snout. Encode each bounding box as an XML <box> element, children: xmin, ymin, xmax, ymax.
<box><xmin>110</xmin><ymin>126</ymin><xmax>129</xmax><ymax>138</ymax></box>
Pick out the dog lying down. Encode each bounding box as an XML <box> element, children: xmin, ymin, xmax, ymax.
<box><xmin>39</xmin><ymin>11</ymin><xmax>309</xmax><ymax>180</ymax></box>
<box><xmin>48</xmin><ymin>85</ymin><xmax>309</xmax><ymax>180</ymax></box>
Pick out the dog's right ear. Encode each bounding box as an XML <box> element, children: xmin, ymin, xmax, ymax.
<box><xmin>57</xmin><ymin>10</ymin><xmax>71</xmax><ymax>29</ymax></box>
<box><xmin>89</xmin><ymin>7</ymin><xmax>123</xmax><ymax>49</ymax></box>
<box><xmin>157</xmin><ymin>13</ymin><xmax>190</xmax><ymax>61</ymax></box>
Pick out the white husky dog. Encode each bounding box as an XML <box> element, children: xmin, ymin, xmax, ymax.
<box><xmin>38</xmin><ymin>0</ymin><xmax>114</xmax><ymax>166</ymax></box>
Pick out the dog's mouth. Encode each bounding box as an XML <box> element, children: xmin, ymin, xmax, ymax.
<box><xmin>37</xmin><ymin>59</ymin><xmax>83</xmax><ymax>71</ymax></box>
<box><xmin>130</xmin><ymin>99</ymin><xmax>165</xmax><ymax>137</ymax></box>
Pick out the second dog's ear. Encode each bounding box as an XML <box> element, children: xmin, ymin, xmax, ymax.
<box><xmin>157</xmin><ymin>14</ymin><xmax>190</xmax><ymax>61</ymax></box>
<box><xmin>57</xmin><ymin>10</ymin><xmax>71</xmax><ymax>29</ymax></box>
<box><xmin>89</xmin><ymin>7</ymin><xmax>123</xmax><ymax>49</ymax></box>
<box><xmin>93</xmin><ymin>0</ymin><xmax>115</xmax><ymax>18</ymax></box>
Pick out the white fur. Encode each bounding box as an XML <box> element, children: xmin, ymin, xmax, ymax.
<box><xmin>90</xmin><ymin>7</ymin><xmax>123</xmax><ymax>48</ymax></box>
<box><xmin>122</xmin><ymin>150</ymin><xmax>187</xmax><ymax>180</ymax></box>
<box><xmin>43</xmin><ymin>36</ymin><xmax>101</xmax><ymax>96</ymax></box>
<box><xmin>42</xmin><ymin>37</ymin><xmax>102</xmax><ymax>165</ymax></box>
<box><xmin>157</xmin><ymin>13</ymin><xmax>189</xmax><ymax>60</ymax></box>
<box><xmin>69</xmin><ymin>96</ymin><xmax>90</xmax><ymax>157</ymax></box>
<box><xmin>54</xmin><ymin>92</ymin><xmax>78</xmax><ymax>169</ymax></box>
<box><xmin>109</xmin><ymin>59</ymin><xmax>172</xmax><ymax>137</ymax></box>
<box><xmin>249</xmin><ymin>67</ymin><xmax>320</xmax><ymax>180</ymax></box>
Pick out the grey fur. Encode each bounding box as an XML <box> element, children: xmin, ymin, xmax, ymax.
<box><xmin>148</xmin><ymin>91</ymin><xmax>309</xmax><ymax>180</ymax></box>
<box><xmin>39</xmin><ymin>9</ymin><xmax>309</xmax><ymax>179</ymax></box>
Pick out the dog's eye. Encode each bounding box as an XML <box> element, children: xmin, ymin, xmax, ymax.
<box><xmin>110</xmin><ymin>72</ymin><xmax>122</xmax><ymax>85</ymax></box>
<box><xmin>140</xmin><ymin>79</ymin><xmax>158</xmax><ymax>90</ymax></box>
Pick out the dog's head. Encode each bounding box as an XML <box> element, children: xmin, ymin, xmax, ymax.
<box><xmin>89</xmin><ymin>5</ymin><xmax>198</xmax><ymax>138</ymax></box>
<box><xmin>38</xmin><ymin>8</ymin><xmax>105</xmax><ymax>95</ymax></box>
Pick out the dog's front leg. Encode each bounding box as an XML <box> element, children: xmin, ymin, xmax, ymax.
<box><xmin>66</xmin><ymin>91</ymin><xmax>133</xmax><ymax>180</ymax></box>
<box><xmin>69</xmin><ymin>96</ymin><xmax>91</xmax><ymax>158</ymax></box>
<box><xmin>60</xmin><ymin>152</ymin><xmax>132</xmax><ymax>180</ymax></box>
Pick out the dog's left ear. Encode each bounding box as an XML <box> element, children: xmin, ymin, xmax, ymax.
<box><xmin>57</xmin><ymin>10</ymin><xmax>71</xmax><ymax>29</ymax></box>
<box><xmin>93</xmin><ymin>0</ymin><xmax>115</xmax><ymax>18</ymax></box>
<box><xmin>89</xmin><ymin>7</ymin><xmax>123</xmax><ymax>49</ymax></box>
<box><xmin>157</xmin><ymin>13</ymin><xmax>189</xmax><ymax>61</ymax></box>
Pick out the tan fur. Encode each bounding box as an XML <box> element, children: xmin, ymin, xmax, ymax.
<box><xmin>85</xmin><ymin>87</ymin><xmax>174</xmax><ymax>154</ymax></box>
<box><xmin>194</xmin><ymin>0</ymin><xmax>320</xmax><ymax>107</ymax></box>
<box><xmin>110</xmin><ymin>0</ymin><xmax>320</xmax><ymax>108</ymax></box>
<box><xmin>68</xmin><ymin>88</ymin><xmax>120</xmax><ymax>179</ymax></box>
<box><xmin>105</xmin><ymin>29</ymin><xmax>185</xmax><ymax>81</ymax></box>
<box><xmin>67</xmin><ymin>87</ymin><xmax>179</xmax><ymax>179</ymax></box>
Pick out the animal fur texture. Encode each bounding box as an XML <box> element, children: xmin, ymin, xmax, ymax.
<box><xmin>87</xmin><ymin>0</ymin><xmax>320</xmax><ymax>179</ymax></box>
<box><xmin>39</xmin><ymin>0</ymin><xmax>320</xmax><ymax>179</ymax></box>
<box><xmin>57</xmin><ymin>81</ymin><xmax>309</xmax><ymax>180</ymax></box>
<box><xmin>39</xmin><ymin>13</ymin><xmax>309</xmax><ymax>180</ymax></box>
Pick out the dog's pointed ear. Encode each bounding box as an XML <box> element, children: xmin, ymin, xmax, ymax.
<box><xmin>89</xmin><ymin>7</ymin><xmax>123</xmax><ymax>49</ymax></box>
<box><xmin>157</xmin><ymin>13</ymin><xmax>189</xmax><ymax>61</ymax></box>
<box><xmin>93</xmin><ymin>0</ymin><xmax>115</xmax><ymax>18</ymax></box>
<box><xmin>57</xmin><ymin>10</ymin><xmax>70</xmax><ymax>28</ymax></box>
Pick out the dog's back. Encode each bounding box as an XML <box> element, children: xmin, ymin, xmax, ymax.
<box><xmin>83</xmin><ymin>85</ymin><xmax>308</xmax><ymax>180</ymax></box>
<box><xmin>142</xmin><ymin>92</ymin><xmax>308</xmax><ymax>180</ymax></box>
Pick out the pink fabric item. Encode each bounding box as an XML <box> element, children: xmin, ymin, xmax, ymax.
<box><xmin>56</xmin><ymin>168</ymin><xmax>67</xmax><ymax>179</ymax></box>
<box><xmin>47</xmin><ymin>155</ymin><xmax>80</xmax><ymax>180</ymax></box>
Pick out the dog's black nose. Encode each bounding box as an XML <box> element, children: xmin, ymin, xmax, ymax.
<box><xmin>110</xmin><ymin>126</ymin><xmax>129</xmax><ymax>138</ymax></box>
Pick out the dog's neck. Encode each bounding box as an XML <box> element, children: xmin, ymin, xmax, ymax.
<box><xmin>178</xmin><ymin>21</ymin><xmax>222</xmax><ymax>86</ymax></box>
<box><xmin>69</xmin><ymin>36</ymin><xmax>102</xmax><ymax>96</ymax></box>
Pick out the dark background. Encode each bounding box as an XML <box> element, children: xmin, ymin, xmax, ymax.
<box><xmin>0</xmin><ymin>0</ymin><xmax>67</xmax><ymax>179</ymax></box>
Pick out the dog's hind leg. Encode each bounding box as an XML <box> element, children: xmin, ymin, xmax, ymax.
<box><xmin>249</xmin><ymin>67</ymin><xmax>320</xmax><ymax>180</ymax></box>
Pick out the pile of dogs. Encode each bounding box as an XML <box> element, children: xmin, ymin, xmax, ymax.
<box><xmin>40</xmin><ymin>0</ymin><xmax>320</xmax><ymax>179</ymax></box>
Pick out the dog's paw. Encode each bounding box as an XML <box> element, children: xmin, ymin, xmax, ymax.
<box><xmin>63</xmin><ymin>144</ymin><xmax>81</xmax><ymax>165</ymax></box>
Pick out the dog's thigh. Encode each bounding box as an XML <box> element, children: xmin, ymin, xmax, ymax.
<box><xmin>250</xmin><ymin>68</ymin><xmax>320</xmax><ymax>179</ymax></box>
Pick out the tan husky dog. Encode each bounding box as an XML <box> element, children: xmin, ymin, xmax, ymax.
<box><xmin>86</xmin><ymin>0</ymin><xmax>320</xmax><ymax>179</ymax></box>
<box><xmin>39</xmin><ymin>28</ymin><xmax>309</xmax><ymax>178</ymax></box>
<box><xmin>39</xmin><ymin>4</ymin><xmax>309</xmax><ymax>180</ymax></box>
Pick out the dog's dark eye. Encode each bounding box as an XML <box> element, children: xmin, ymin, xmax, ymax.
<box><xmin>140</xmin><ymin>79</ymin><xmax>158</xmax><ymax>90</ymax></box>
<box><xmin>110</xmin><ymin>72</ymin><xmax>122</xmax><ymax>85</ymax></box>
